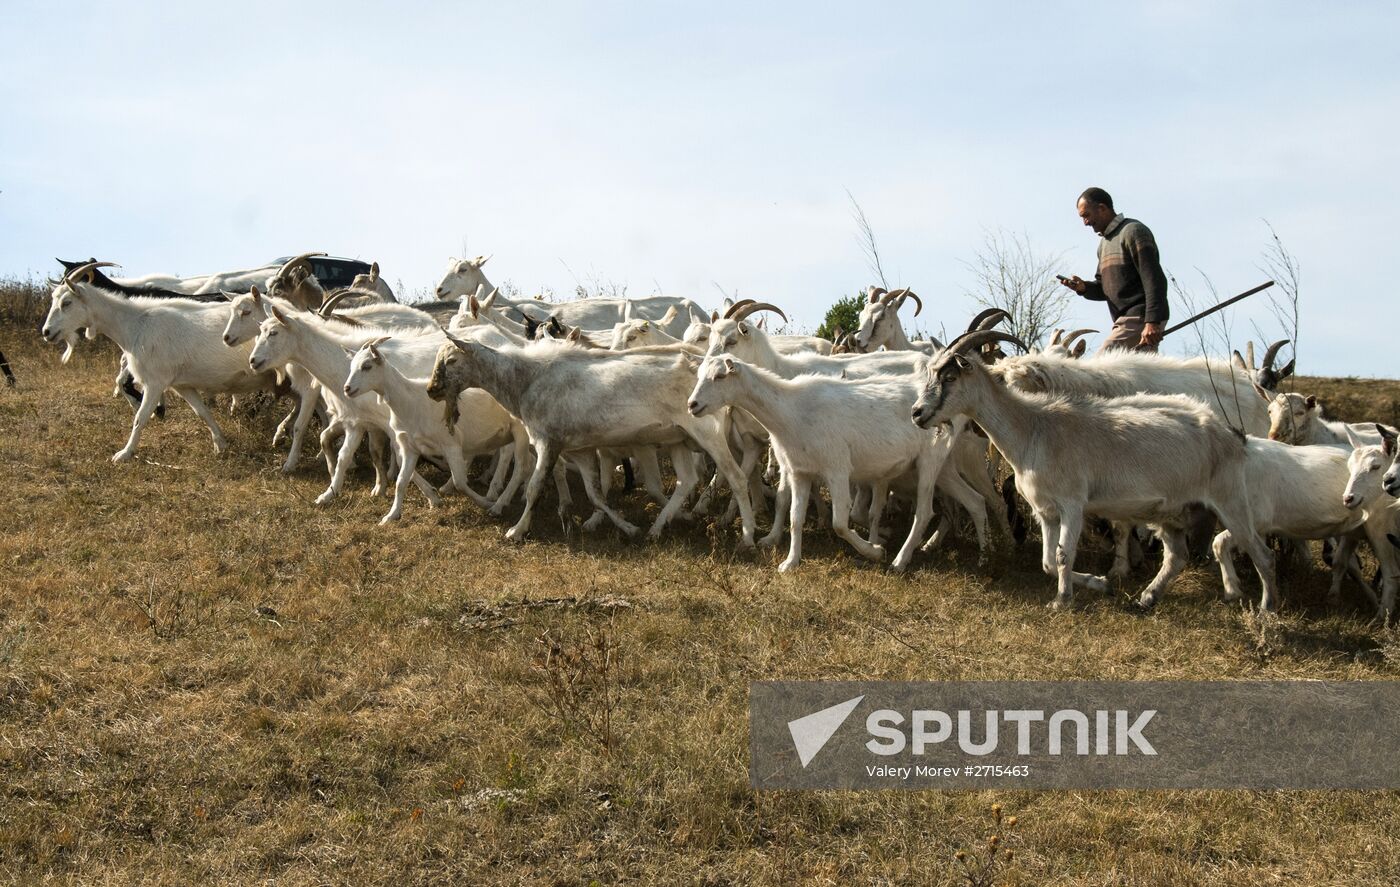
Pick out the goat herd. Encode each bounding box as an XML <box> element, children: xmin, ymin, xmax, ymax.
<box><xmin>26</xmin><ymin>254</ymin><xmax>1400</xmax><ymax>620</ymax></box>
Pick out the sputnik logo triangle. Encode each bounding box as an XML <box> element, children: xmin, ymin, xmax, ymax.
<box><xmin>788</xmin><ymin>695</ymin><xmax>864</xmax><ymax>767</ymax></box>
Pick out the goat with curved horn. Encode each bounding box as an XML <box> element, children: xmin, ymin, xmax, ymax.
<box><xmin>64</xmin><ymin>261</ymin><xmax>120</xmax><ymax>286</ymax></box>
<box><xmin>721</xmin><ymin>298</ymin><xmax>757</xmax><ymax>320</ymax></box>
<box><xmin>946</xmin><ymin>328</ymin><xmax>1029</xmax><ymax>356</ymax></box>
<box><xmin>1061</xmin><ymin>329</ymin><xmax>1099</xmax><ymax>348</ymax></box>
<box><xmin>318</xmin><ymin>288</ymin><xmax>354</xmax><ymax>316</ymax></box>
<box><xmin>731</xmin><ymin>302</ymin><xmax>788</xmax><ymax>324</ymax></box>
<box><xmin>276</xmin><ymin>252</ymin><xmax>327</xmax><ymax>280</ymax></box>
<box><xmin>883</xmin><ymin>287</ymin><xmax>923</xmax><ymax>316</ymax></box>
<box><xmin>1261</xmin><ymin>338</ymin><xmax>1291</xmax><ymax>369</ymax></box>
<box><xmin>966</xmin><ymin>307</ymin><xmax>1011</xmax><ymax>332</ymax></box>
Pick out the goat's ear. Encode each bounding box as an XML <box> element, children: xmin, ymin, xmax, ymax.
<box><xmin>710</xmin><ymin>310</ymin><xmax>718</xmax><ymax>323</ymax></box>
<box><xmin>661</xmin><ymin>305</ymin><xmax>677</xmax><ymax>323</ymax></box>
<box><xmin>567</xmin><ymin>327</ymin><xmax>581</xmax><ymax>342</ymax></box>
<box><xmin>369</xmin><ymin>261</ymin><xmax>379</xmax><ymax>281</ymax></box>
<box><xmin>1344</xmin><ymin>424</ymin><xmax>1365</xmax><ymax>450</ymax></box>
<box><xmin>1305</xmin><ymin>395</ymin><xmax>1317</xmax><ymax>410</ymax></box>
<box><xmin>737</xmin><ymin>321</ymin><xmax>751</xmax><ymax>337</ymax></box>
<box><xmin>444</xmin><ymin>332</ymin><xmax>473</xmax><ymax>353</ymax></box>
<box><xmin>639</xmin><ymin>320</ymin><xmax>650</xmax><ymax>330</ymax></box>
<box><xmin>269</xmin><ymin>304</ymin><xmax>289</xmax><ymax>324</ymax></box>
<box><xmin>1071</xmin><ymin>340</ymin><xmax>1087</xmax><ymax>358</ymax></box>
<box><xmin>1231</xmin><ymin>350</ymin><xmax>1246</xmax><ymax>372</ymax></box>
<box><xmin>950</xmin><ymin>354</ymin><xmax>973</xmax><ymax>371</ymax></box>
<box><xmin>343</xmin><ymin>346</ymin><xmax>359</xmax><ymax>359</ymax></box>
<box><xmin>678</xmin><ymin>353</ymin><xmax>701</xmax><ymax>372</ymax></box>
<box><xmin>1251</xmin><ymin>381</ymin><xmax>1271</xmax><ymax>402</ymax></box>
<box><xmin>1378</xmin><ymin>424</ymin><xmax>1397</xmax><ymax>457</ymax></box>
<box><xmin>1277</xmin><ymin>359</ymin><xmax>1295</xmax><ymax>380</ymax></box>
<box><xmin>720</xmin><ymin>356</ymin><xmax>737</xmax><ymax>376</ymax></box>
<box><xmin>482</xmin><ymin>287</ymin><xmax>498</xmax><ymax>309</ymax></box>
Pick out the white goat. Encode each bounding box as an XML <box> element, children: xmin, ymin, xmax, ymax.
<box><xmin>1341</xmin><ymin>426</ymin><xmax>1400</xmax><ymax>618</ymax></box>
<box><xmin>348</xmin><ymin>261</ymin><xmax>398</xmax><ymax>303</ymax></box>
<box><xmin>42</xmin><ymin>262</ymin><xmax>315</xmax><ymax>464</ymax></box>
<box><xmin>342</xmin><ymin>336</ymin><xmax>530</xmax><ymax>524</ymax></box>
<box><xmin>1213</xmin><ymin>439</ymin><xmax>1371</xmax><ymax>603</ymax></box>
<box><xmin>429</xmin><ymin>337</ymin><xmax>758</xmax><ymax>545</ymax></box>
<box><xmin>705</xmin><ymin>301</ymin><xmax>926</xmax><ymax>379</ymax></box>
<box><xmin>247</xmin><ymin>305</ymin><xmax>444</xmax><ymax>507</ymax></box>
<box><xmin>1262</xmin><ymin>390</ymin><xmax>1397</xmax><ymax>447</ymax></box>
<box><xmin>434</xmin><ymin>255</ymin><xmax>495</xmax><ymax>300</ymax></box>
<box><xmin>993</xmin><ymin>350</ymin><xmax>1271</xmax><ymax>438</ymax></box>
<box><xmin>852</xmin><ymin>286</ymin><xmax>937</xmax><ymax>354</ymax></box>
<box><xmin>912</xmin><ymin>329</ymin><xmax>1278</xmax><ymax>612</ymax></box>
<box><xmin>1041</xmin><ymin>328</ymin><xmax>1097</xmax><ymax>359</ymax></box>
<box><xmin>687</xmin><ymin>357</ymin><xmax>966</xmax><ymax>572</ymax></box>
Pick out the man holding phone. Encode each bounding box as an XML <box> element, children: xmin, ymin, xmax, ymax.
<box><xmin>1058</xmin><ymin>187</ymin><xmax>1169</xmax><ymax>352</ymax></box>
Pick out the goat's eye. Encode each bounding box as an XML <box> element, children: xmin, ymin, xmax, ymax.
<box><xmin>61</xmin><ymin>299</ymin><xmax>71</xmax><ymax>309</ymax></box>
<box><xmin>363</xmin><ymin>362</ymin><xmax>373</xmax><ymax>370</ymax></box>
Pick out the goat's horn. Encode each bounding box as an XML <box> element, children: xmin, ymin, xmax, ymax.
<box><xmin>732</xmin><ymin>302</ymin><xmax>788</xmax><ymax>323</ymax></box>
<box><xmin>1245</xmin><ymin>340</ymin><xmax>1256</xmax><ymax>370</ymax></box>
<box><xmin>1261</xmin><ymin>338</ymin><xmax>1291</xmax><ymax>369</ymax></box>
<box><xmin>896</xmin><ymin>289</ymin><xmax>922</xmax><ymax>316</ymax></box>
<box><xmin>966</xmin><ymin>307</ymin><xmax>1009</xmax><ymax>332</ymax></box>
<box><xmin>867</xmin><ymin>285</ymin><xmax>887</xmax><ymax>302</ymax></box>
<box><xmin>1062</xmin><ymin>328</ymin><xmax>1099</xmax><ymax>347</ymax></box>
<box><xmin>1049</xmin><ymin>329</ymin><xmax>1064</xmax><ymax>345</ymax></box>
<box><xmin>947</xmin><ymin>329</ymin><xmax>1028</xmax><ymax>356</ymax></box>
<box><xmin>277</xmin><ymin>251</ymin><xmax>326</xmax><ymax>278</ymax></box>
<box><xmin>722</xmin><ymin>298</ymin><xmax>757</xmax><ymax>319</ymax></box>
<box><xmin>968</xmin><ymin>307</ymin><xmax>1011</xmax><ymax>332</ymax></box>
<box><xmin>64</xmin><ymin>260</ymin><xmax>118</xmax><ymax>285</ymax></box>
<box><xmin>319</xmin><ymin>288</ymin><xmax>353</xmax><ymax>316</ymax></box>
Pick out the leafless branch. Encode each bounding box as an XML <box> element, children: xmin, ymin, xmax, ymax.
<box><xmin>963</xmin><ymin>228</ymin><xmax>1070</xmax><ymax>348</ymax></box>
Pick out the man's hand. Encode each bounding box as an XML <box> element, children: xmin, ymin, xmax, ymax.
<box><xmin>1139</xmin><ymin>322</ymin><xmax>1163</xmax><ymax>348</ymax></box>
<box><xmin>1059</xmin><ymin>275</ymin><xmax>1088</xmax><ymax>295</ymax></box>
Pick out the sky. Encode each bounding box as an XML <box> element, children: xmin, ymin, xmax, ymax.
<box><xmin>3</xmin><ymin>2</ymin><xmax>1396</xmax><ymax>375</ymax></box>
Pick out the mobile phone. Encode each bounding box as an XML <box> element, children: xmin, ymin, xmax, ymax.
<box><xmin>1055</xmin><ymin>274</ymin><xmax>1069</xmax><ymax>282</ymax></box>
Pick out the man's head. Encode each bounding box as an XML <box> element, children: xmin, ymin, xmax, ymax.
<box><xmin>1076</xmin><ymin>187</ymin><xmax>1116</xmax><ymax>234</ymax></box>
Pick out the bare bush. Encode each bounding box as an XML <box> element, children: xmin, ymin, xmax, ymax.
<box><xmin>964</xmin><ymin>229</ymin><xmax>1070</xmax><ymax>349</ymax></box>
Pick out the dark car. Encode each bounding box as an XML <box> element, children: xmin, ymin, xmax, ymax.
<box><xmin>268</xmin><ymin>256</ymin><xmax>371</xmax><ymax>290</ymax></box>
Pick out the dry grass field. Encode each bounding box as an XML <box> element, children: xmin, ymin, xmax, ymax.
<box><xmin>3</xmin><ymin>283</ymin><xmax>1400</xmax><ymax>884</ymax></box>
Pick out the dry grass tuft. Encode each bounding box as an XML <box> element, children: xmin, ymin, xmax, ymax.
<box><xmin>2</xmin><ymin>326</ymin><xmax>1400</xmax><ymax>884</ymax></box>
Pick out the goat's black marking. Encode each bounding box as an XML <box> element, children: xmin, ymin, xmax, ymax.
<box><xmin>0</xmin><ymin>348</ymin><xmax>14</xmax><ymax>386</ymax></box>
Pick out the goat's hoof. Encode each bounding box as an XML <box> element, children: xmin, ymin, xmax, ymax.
<box><xmin>737</xmin><ymin>537</ymin><xmax>757</xmax><ymax>551</ymax></box>
<box><xmin>889</xmin><ymin>557</ymin><xmax>910</xmax><ymax>573</ymax></box>
<box><xmin>1046</xmin><ymin>597</ymin><xmax>1073</xmax><ymax>612</ymax></box>
<box><xmin>379</xmin><ymin>512</ymin><xmax>400</xmax><ymax>526</ymax></box>
<box><xmin>1135</xmin><ymin>595</ymin><xmax>1157</xmax><ymax>612</ymax></box>
<box><xmin>778</xmin><ymin>558</ymin><xmax>799</xmax><ymax>573</ymax></box>
<box><xmin>503</xmin><ymin>528</ymin><xmax>525</xmax><ymax>544</ymax></box>
<box><xmin>757</xmin><ymin>536</ymin><xmax>782</xmax><ymax>550</ymax></box>
<box><xmin>314</xmin><ymin>490</ymin><xmax>336</xmax><ymax>506</ymax></box>
<box><xmin>867</xmin><ymin>544</ymin><xmax>887</xmax><ymax>563</ymax></box>
<box><xmin>1221</xmin><ymin>590</ymin><xmax>1243</xmax><ymax>603</ymax></box>
<box><xmin>619</xmin><ymin>523</ymin><xmax>641</xmax><ymax>538</ymax></box>
<box><xmin>213</xmin><ymin>442</ymin><xmax>229</xmax><ymax>455</ymax></box>
<box><xmin>280</xmin><ymin>463</ymin><xmax>297</xmax><ymax>475</ymax></box>
<box><xmin>111</xmin><ymin>450</ymin><xmax>135</xmax><ymax>463</ymax></box>
<box><xmin>1083</xmin><ymin>576</ymin><xmax>1109</xmax><ymax>594</ymax></box>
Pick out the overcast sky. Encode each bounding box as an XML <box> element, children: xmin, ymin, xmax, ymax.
<box><xmin>3</xmin><ymin>2</ymin><xmax>1394</xmax><ymax>375</ymax></box>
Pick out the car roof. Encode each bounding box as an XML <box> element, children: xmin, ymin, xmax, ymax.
<box><xmin>267</xmin><ymin>256</ymin><xmax>369</xmax><ymax>265</ymax></box>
